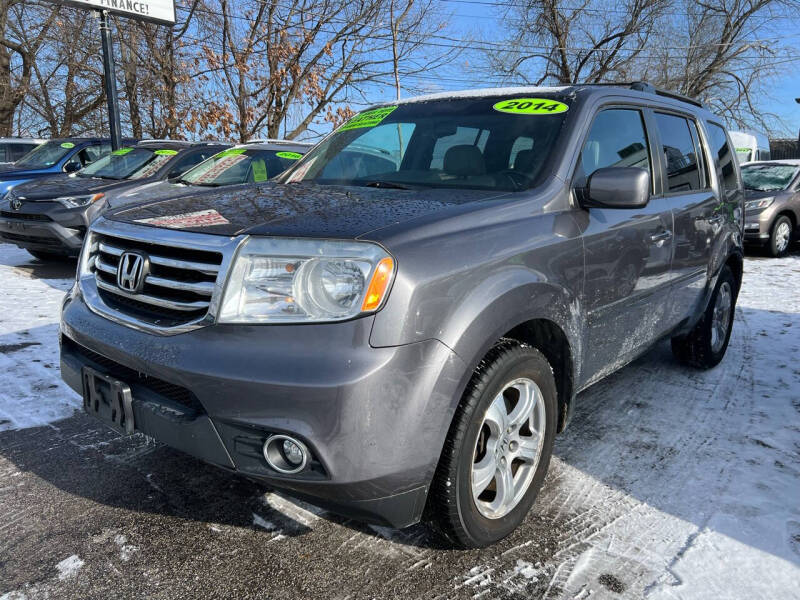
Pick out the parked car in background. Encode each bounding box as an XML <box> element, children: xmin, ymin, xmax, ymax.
<box><xmin>730</xmin><ymin>130</ymin><xmax>771</xmax><ymax>163</ymax></box>
<box><xmin>111</xmin><ymin>139</ymin><xmax>312</xmax><ymax>206</ymax></box>
<box><xmin>0</xmin><ymin>140</ymin><xmax>228</xmax><ymax>259</ymax></box>
<box><xmin>742</xmin><ymin>159</ymin><xmax>800</xmax><ymax>256</ymax></box>
<box><xmin>0</xmin><ymin>137</ymin><xmax>134</xmax><ymax>199</ymax></box>
<box><xmin>0</xmin><ymin>137</ymin><xmax>46</xmax><ymax>166</ymax></box>
<box><xmin>61</xmin><ymin>83</ymin><xmax>743</xmax><ymax>548</ymax></box>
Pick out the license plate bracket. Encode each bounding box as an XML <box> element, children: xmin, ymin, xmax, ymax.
<box><xmin>82</xmin><ymin>366</ymin><xmax>135</xmax><ymax>435</ymax></box>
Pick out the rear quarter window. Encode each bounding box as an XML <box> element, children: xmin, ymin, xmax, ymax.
<box><xmin>707</xmin><ymin>123</ymin><xmax>740</xmax><ymax>198</ymax></box>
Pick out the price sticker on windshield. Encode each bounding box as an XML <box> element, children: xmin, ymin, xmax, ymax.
<box><xmin>276</xmin><ymin>151</ymin><xmax>303</xmax><ymax>160</ymax></box>
<box><xmin>112</xmin><ymin>148</ymin><xmax>134</xmax><ymax>155</ymax></box>
<box><xmin>340</xmin><ymin>106</ymin><xmax>398</xmax><ymax>131</ymax></box>
<box><xmin>60</xmin><ymin>142</ymin><xmax>75</xmax><ymax>149</ymax></box>
<box><xmin>154</xmin><ymin>149</ymin><xmax>178</xmax><ymax>156</ymax></box>
<box><xmin>492</xmin><ymin>98</ymin><xmax>569</xmax><ymax>115</ymax></box>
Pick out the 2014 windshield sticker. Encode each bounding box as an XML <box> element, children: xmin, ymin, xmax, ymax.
<box><xmin>340</xmin><ymin>106</ymin><xmax>398</xmax><ymax>131</ymax></box>
<box><xmin>154</xmin><ymin>149</ymin><xmax>178</xmax><ymax>156</ymax></box>
<box><xmin>276</xmin><ymin>151</ymin><xmax>302</xmax><ymax>160</ymax></box>
<box><xmin>60</xmin><ymin>142</ymin><xmax>75</xmax><ymax>149</ymax></box>
<box><xmin>492</xmin><ymin>98</ymin><xmax>569</xmax><ymax>115</ymax></box>
<box><xmin>112</xmin><ymin>148</ymin><xmax>134</xmax><ymax>155</ymax></box>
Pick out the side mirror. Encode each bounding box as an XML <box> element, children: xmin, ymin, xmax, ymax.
<box><xmin>63</xmin><ymin>161</ymin><xmax>81</xmax><ymax>173</ymax></box>
<box><xmin>584</xmin><ymin>167</ymin><xmax>650</xmax><ymax>209</ymax></box>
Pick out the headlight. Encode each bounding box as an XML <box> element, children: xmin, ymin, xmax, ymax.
<box><xmin>744</xmin><ymin>197</ymin><xmax>773</xmax><ymax>210</ymax></box>
<box><xmin>218</xmin><ymin>238</ymin><xmax>395</xmax><ymax>323</ymax></box>
<box><xmin>56</xmin><ymin>193</ymin><xmax>104</xmax><ymax>208</ymax></box>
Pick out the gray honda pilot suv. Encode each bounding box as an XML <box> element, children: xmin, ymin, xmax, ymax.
<box><xmin>60</xmin><ymin>83</ymin><xmax>744</xmax><ymax>548</ymax></box>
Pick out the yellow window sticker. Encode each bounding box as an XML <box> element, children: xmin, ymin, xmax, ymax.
<box><xmin>492</xmin><ymin>98</ymin><xmax>569</xmax><ymax>115</ymax></box>
<box><xmin>276</xmin><ymin>151</ymin><xmax>303</xmax><ymax>160</ymax></box>
<box><xmin>112</xmin><ymin>148</ymin><xmax>134</xmax><ymax>155</ymax></box>
<box><xmin>60</xmin><ymin>142</ymin><xmax>75</xmax><ymax>148</ymax></box>
<box><xmin>252</xmin><ymin>159</ymin><xmax>267</xmax><ymax>181</ymax></box>
<box><xmin>340</xmin><ymin>106</ymin><xmax>398</xmax><ymax>131</ymax></box>
<box><xmin>154</xmin><ymin>149</ymin><xmax>178</xmax><ymax>156</ymax></box>
<box><xmin>216</xmin><ymin>148</ymin><xmax>247</xmax><ymax>158</ymax></box>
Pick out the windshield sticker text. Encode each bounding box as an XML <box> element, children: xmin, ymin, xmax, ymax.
<box><xmin>276</xmin><ymin>151</ymin><xmax>303</xmax><ymax>160</ymax></box>
<box><xmin>492</xmin><ymin>98</ymin><xmax>569</xmax><ymax>115</ymax></box>
<box><xmin>340</xmin><ymin>106</ymin><xmax>398</xmax><ymax>131</ymax></box>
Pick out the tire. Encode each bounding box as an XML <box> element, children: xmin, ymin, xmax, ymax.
<box><xmin>426</xmin><ymin>340</ymin><xmax>557</xmax><ymax>548</ymax></box>
<box><xmin>671</xmin><ymin>265</ymin><xmax>736</xmax><ymax>369</ymax></box>
<box><xmin>769</xmin><ymin>215</ymin><xmax>793</xmax><ymax>257</ymax></box>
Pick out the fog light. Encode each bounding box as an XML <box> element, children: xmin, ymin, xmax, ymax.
<box><xmin>263</xmin><ymin>434</ymin><xmax>309</xmax><ymax>474</ymax></box>
<box><xmin>283</xmin><ymin>439</ymin><xmax>304</xmax><ymax>465</ymax></box>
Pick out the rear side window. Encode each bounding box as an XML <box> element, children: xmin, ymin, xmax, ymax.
<box><xmin>707</xmin><ymin>123</ymin><xmax>739</xmax><ymax>196</ymax></box>
<box><xmin>654</xmin><ymin>113</ymin><xmax>702</xmax><ymax>192</ymax></box>
<box><xmin>577</xmin><ymin>108</ymin><xmax>651</xmax><ymax>188</ymax></box>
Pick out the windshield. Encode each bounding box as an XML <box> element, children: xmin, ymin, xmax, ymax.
<box><xmin>180</xmin><ymin>148</ymin><xmax>305</xmax><ymax>186</ymax></box>
<box><xmin>280</xmin><ymin>97</ymin><xmax>570</xmax><ymax>191</ymax></box>
<box><xmin>15</xmin><ymin>141</ymin><xmax>75</xmax><ymax>168</ymax></box>
<box><xmin>79</xmin><ymin>148</ymin><xmax>177</xmax><ymax>180</ymax></box>
<box><xmin>741</xmin><ymin>164</ymin><xmax>798</xmax><ymax>192</ymax></box>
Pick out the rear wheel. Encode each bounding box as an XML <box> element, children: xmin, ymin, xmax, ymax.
<box><xmin>769</xmin><ymin>215</ymin><xmax>792</xmax><ymax>257</ymax></box>
<box><xmin>671</xmin><ymin>265</ymin><xmax>736</xmax><ymax>369</ymax></box>
<box><xmin>427</xmin><ymin>340</ymin><xmax>557</xmax><ymax>548</ymax></box>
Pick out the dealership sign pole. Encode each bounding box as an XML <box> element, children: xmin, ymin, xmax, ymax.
<box><xmin>42</xmin><ymin>0</ymin><xmax>176</xmax><ymax>151</ymax></box>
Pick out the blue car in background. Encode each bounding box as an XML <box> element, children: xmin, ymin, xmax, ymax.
<box><xmin>0</xmin><ymin>138</ymin><xmax>136</xmax><ymax>198</ymax></box>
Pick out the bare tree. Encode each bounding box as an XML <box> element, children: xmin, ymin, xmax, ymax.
<box><xmin>639</xmin><ymin>0</ymin><xmax>799</xmax><ymax>131</ymax></box>
<box><xmin>490</xmin><ymin>0</ymin><xmax>669</xmax><ymax>85</ymax></box>
<box><xmin>188</xmin><ymin>0</ymin><xmax>454</xmax><ymax>142</ymax></box>
<box><xmin>0</xmin><ymin>0</ymin><xmax>58</xmax><ymax>135</ymax></box>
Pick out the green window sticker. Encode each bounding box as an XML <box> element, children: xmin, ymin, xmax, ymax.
<box><xmin>154</xmin><ymin>149</ymin><xmax>178</xmax><ymax>156</ymax></box>
<box><xmin>111</xmin><ymin>147</ymin><xmax>134</xmax><ymax>155</ymax></box>
<box><xmin>252</xmin><ymin>159</ymin><xmax>268</xmax><ymax>182</ymax></box>
<box><xmin>275</xmin><ymin>151</ymin><xmax>303</xmax><ymax>160</ymax></box>
<box><xmin>60</xmin><ymin>142</ymin><xmax>75</xmax><ymax>149</ymax></box>
<box><xmin>735</xmin><ymin>147</ymin><xmax>751</xmax><ymax>153</ymax></box>
<box><xmin>215</xmin><ymin>148</ymin><xmax>247</xmax><ymax>158</ymax></box>
<box><xmin>340</xmin><ymin>106</ymin><xmax>398</xmax><ymax>131</ymax></box>
<box><xmin>492</xmin><ymin>98</ymin><xmax>569</xmax><ymax>115</ymax></box>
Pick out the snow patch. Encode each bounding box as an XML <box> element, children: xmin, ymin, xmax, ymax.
<box><xmin>56</xmin><ymin>554</ymin><xmax>84</xmax><ymax>580</ymax></box>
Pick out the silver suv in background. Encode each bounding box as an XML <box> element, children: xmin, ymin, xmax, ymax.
<box><xmin>742</xmin><ymin>159</ymin><xmax>800</xmax><ymax>256</ymax></box>
<box><xmin>60</xmin><ymin>83</ymin><xmax>744</xmax><ymax>547</ymax></box>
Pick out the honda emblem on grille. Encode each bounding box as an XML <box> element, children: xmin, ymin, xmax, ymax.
<box><xmin>117</xmin><ymin>252</ymin><xmax>149</xmax><ymax>293</ymax></box>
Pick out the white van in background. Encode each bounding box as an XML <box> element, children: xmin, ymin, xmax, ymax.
<box><xmin>729</xmin><ymin>130</ymin><xmax>770</xmax><ymax>163</ymax></box>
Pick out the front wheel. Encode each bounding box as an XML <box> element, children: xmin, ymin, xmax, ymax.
<box><xmin>769</xmin><ymin>215</ymin><xmax>793</xmax><ymax>257</ymax></box>
<box><xmin>427</xmin><ymin>341</ymin><xmax>557</xmax><ymax>548</ymax></box>
<box><xmin>671</xmin><ymin>265</ymin><xmax>736</xmax><ymax>369</ymax></box>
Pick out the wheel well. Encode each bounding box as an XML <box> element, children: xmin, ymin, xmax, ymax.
<box><xmin>502</xmin><ymin>319</ymin><xmax>573</xmax><ymax>433</ymax></box>
<box><xmin>725</xmin><ymin>252</ymin><xmax>743</xmax><ymax>296</ymax></box>
<box><xmin>775</xmin><ymin>210</ymin><xmax>796</xmax><ymax>230</ymax></box>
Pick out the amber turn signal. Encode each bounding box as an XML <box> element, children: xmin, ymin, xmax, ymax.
<box><xmin>362</xmin><ymin>257</ymin><xmax>394</xmax><ymax>311</ymax></box>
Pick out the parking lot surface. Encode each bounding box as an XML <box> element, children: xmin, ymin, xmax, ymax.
<box><xmin>1</xmin><ymin>243</ymin><xmax>799</xmax><ymax>599</ymax></box>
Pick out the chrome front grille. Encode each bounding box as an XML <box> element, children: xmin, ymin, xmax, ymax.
<box><xmin>80</xmin><ymin>220</ymin><xmax>241</xmax><ymax>334</ymax></box>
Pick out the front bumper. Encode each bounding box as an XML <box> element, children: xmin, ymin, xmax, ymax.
<box><xmin>743</xmin><ymin>206</ymin><xmax>776</xmax><ymax>242</ymax></box>
<box><xmin>60</xmin><ymin>290</ymin><xmax>467</xmax><ymax>528</ymax></box>
<box><xmin>0</xmin><ymin>200</ymin><xmax>91</xmax><ymax>254</ymax></box>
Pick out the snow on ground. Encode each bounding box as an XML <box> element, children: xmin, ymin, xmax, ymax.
<box><xmin>0</xmin><ymin>246</ymin><xmax>79</xmax><ymax>431</ymax></box>
<box><xmin>0</xmin><ymin>241</ymin><xmax>798</xmax><ymax>599</ymax></box>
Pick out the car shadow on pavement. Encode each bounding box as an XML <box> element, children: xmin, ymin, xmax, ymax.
<box><xmin>0</xmin><ymin>243</ymin><xmax>76</xmax><ymax>290</ymax></box>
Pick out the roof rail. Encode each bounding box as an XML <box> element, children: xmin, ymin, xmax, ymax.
<box><xmin>245</xmin><ymin>138</ymin><xmax>310</xmax><ymax>145</ymax></box>
<box><xmin>580</xmin><ymin>81</ymin><xmax>706</xmax><ymax>108</ymax></box>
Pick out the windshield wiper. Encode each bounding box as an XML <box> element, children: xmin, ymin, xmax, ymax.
<box><xmin>190</xmin><ymin>181</ymin><xmax>222</xmax><ymax>187</ymax></box>
<box><xmin>363</xmin><ymin>180</ymin><xmax>412</xmax><ymax>190</ymax></box>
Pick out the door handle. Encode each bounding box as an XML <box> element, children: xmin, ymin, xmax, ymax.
<box><xmin>649</xmin><ymin>230</ymin><xmax>672</xmax><ymax>245</ymax></box>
